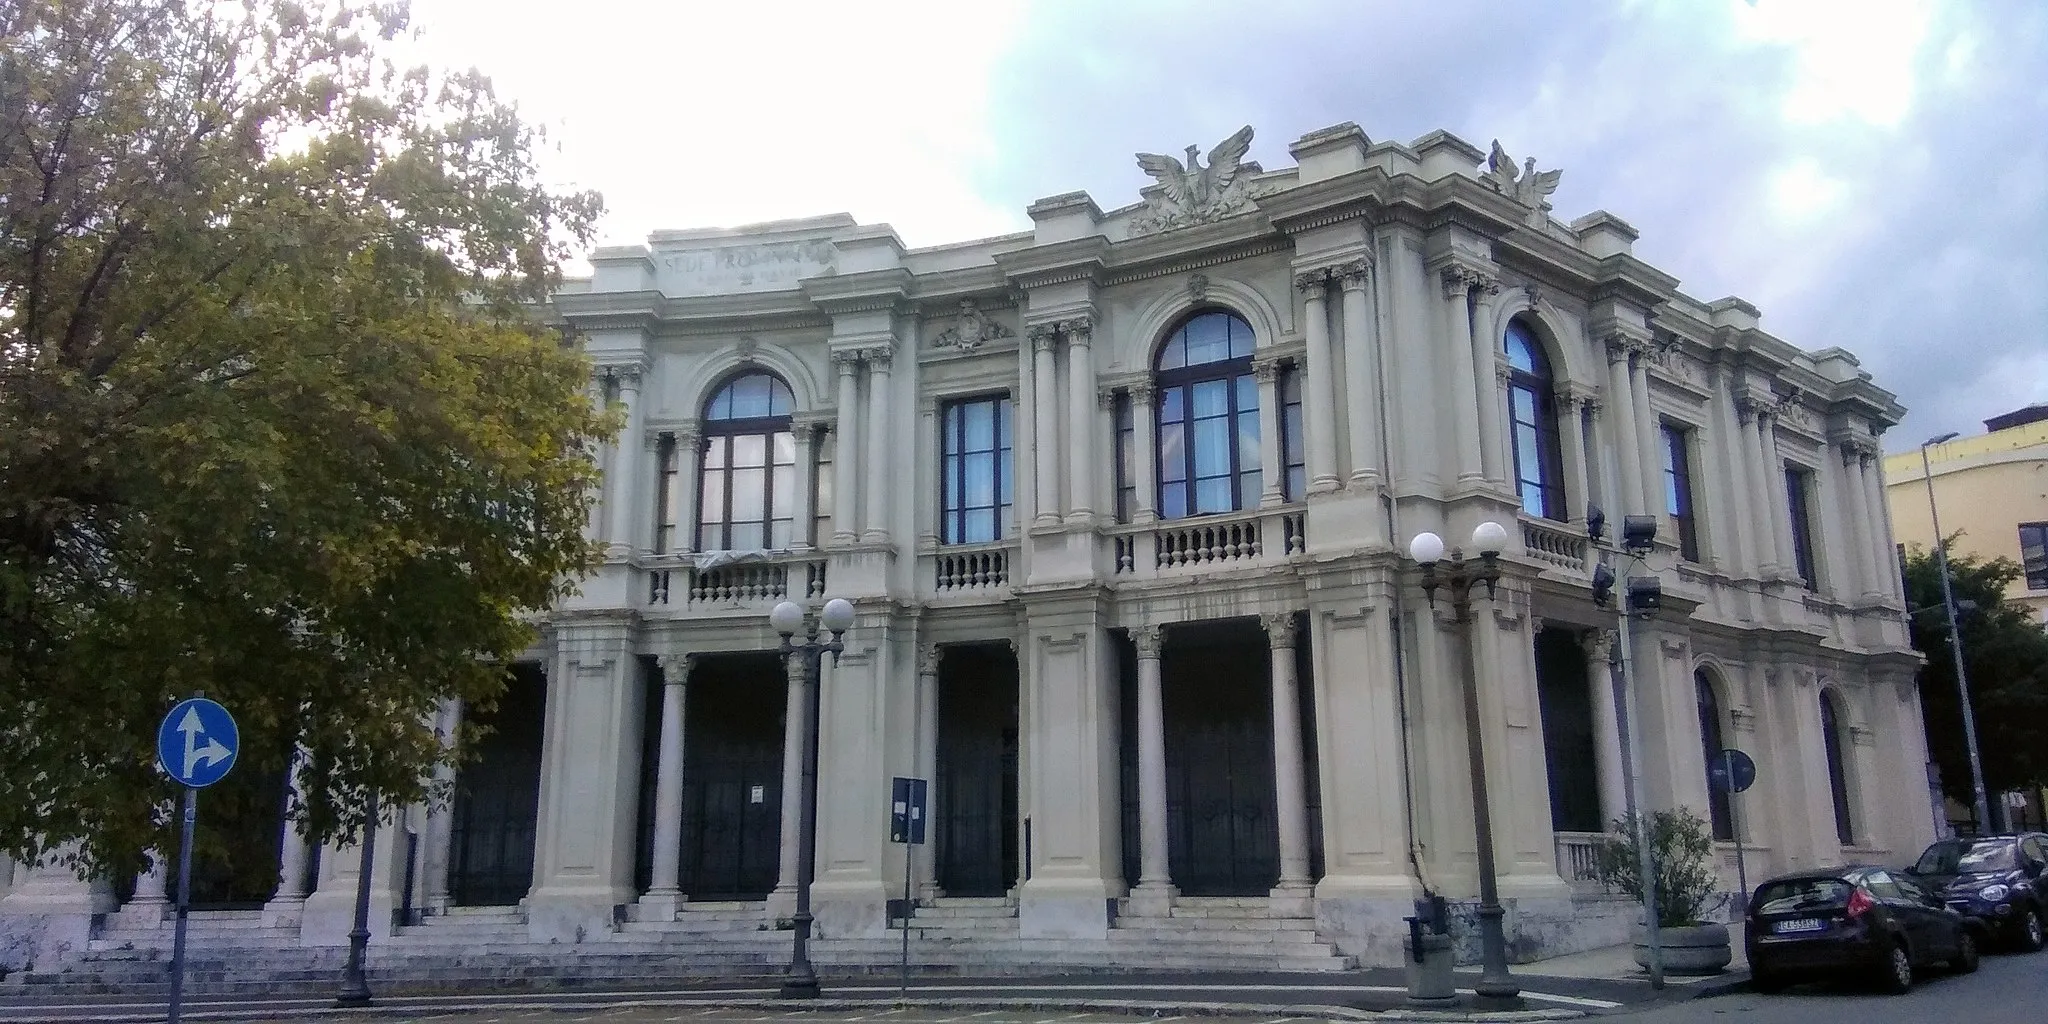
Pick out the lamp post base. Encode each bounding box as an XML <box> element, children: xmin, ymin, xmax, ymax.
<box><xmin>1470</xmin><ymin>992</ymin><xmax>1526</xmax><ymax>1012</ymax></box>
<box><xmin>777</xmin><ymin>976</ymin><xmax>821</xmax><ymax>1000</ymax></box>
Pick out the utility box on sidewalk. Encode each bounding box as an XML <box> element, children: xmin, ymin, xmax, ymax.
<box><xmin>1404</xmin><ymin>896</ymin><xmax>1457</xmax><ymax>1008</ymax></box>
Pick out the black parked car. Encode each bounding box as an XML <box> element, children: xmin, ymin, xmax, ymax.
<box><xmin>1904</xmin><ymin>833</ymin><xmax>2048</xmax><ymax>951</ymax></box>
<box><xmin>1746</xmin><ymin>866</ymin><xmax>1981</xmax><ymax>994</ymax></box>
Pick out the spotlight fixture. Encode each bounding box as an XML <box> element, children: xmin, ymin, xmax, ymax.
<box><xmin>1586</xmin><ymin>504</ymin><xmax>1607</xmax><ymax>544</ymax></box>
<box><xmin>1621</xmin><ymin>515</ymin><xmax>1657</xmax><ymax>555</ymax></box>
<box><xmin>1591</xmin><ymin>563</ymin><xmax>1617</xmax><ymax>607</ymax></box>
<box><xmin>1626</xmin><ymin>576</ymin><xmax>1662</xmax><ymax>616</ymax></box>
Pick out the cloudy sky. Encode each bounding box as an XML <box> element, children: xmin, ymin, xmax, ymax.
<box><xmin>408</xmin><ymin>0</ymin><xmax>2044</xmax><ymax>447</ymax></box>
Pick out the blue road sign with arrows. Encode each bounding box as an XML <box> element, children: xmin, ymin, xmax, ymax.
<box><xmin>1708</xmin><ymin>748</ymin><xmax>1757</xmax><ymax>794</ymax></box>
<box><xmin>156</xmin><ymin>698</ymin><xmax>239</xmax><ymax>789</ymax></box>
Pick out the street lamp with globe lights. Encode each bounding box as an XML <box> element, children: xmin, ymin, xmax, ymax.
<box><xmin>1408</xmin><ymin>521</ymin><xmax>1522</xmax><ymax>1011</ymax></box>
<box><xmin>768</xmin><ymin>596</ymin><xmax>856</xmax><ymax>999</ymax></box>
<box><xmin>1919</xmin><ymin>432</ymin><xmax>1994</xmax><ymax>834</ymax></box>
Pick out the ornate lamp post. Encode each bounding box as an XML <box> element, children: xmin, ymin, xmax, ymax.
<box><xmin>334</xmin><ymin>791</ymin><xmax>380</xmax><ymax>1007</ymax></box>
<box><xmin>1409</xmin><ymin>521</ymin><xmax>1523</xmax><ymax>1012</ymax></box>
<box><xmin>768</xmin><ymin>596</ymin><xmax>856</xmax><ymax>999</ymax></box>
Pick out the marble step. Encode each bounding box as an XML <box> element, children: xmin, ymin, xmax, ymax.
<box><xmin>907</xmin><ymin>905</ymin><xmax>1018</xmax><ymax>920</ymax></box>
<box><xmin>1117</xmin><ymin>914</ymin><xmax>1316</xmax><ymax>932</ymax></box>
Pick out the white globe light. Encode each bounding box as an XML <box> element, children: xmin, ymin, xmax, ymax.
<box><xmin>1408</xmin><ymin>531</ymin><xmax>1446</xmax><ymax>565</ymax></box>
<box><xmin>1471</xmin><ymin>520</ymin><xmax>1510</xmax><ymax>556</ymax></box>
<box><xmin>768</xmin><ymin>601</ymin><xmax>805</xmax><ymax>637</ymax></box>
<box><xmin>819</xmin><ymin>597</ymin><xmax>857</xmax><ymax>634</ymax></box>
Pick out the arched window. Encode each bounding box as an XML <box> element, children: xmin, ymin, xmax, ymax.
<box><xmin>1820</xmin><ymin>689</ymin><xmax>1855</xmax><ymax>846</ymax></box>
<box><xmin>1695</xmin><ymin>671</ymin><xmax>1734</xmax><ymax>842</ymax></box>
<box><xmin>1504</xmin><ymin>321</ymin><xmax>1566</xmax><ymax>521</ymax></box>
<box><xmin>1154</xmin><ymin>311</ymin><xmax>1260</xmax><ymax>518</ymax></box>
<box><xmin>697</xmin><ymin>371</ymin><xmax>796</xmax><ymax>551</ymax></box>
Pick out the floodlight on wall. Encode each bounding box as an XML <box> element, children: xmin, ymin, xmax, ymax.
<box><xmin>1626</xmin><ymin>576</ymin><xmax>1662</xmax><ymax>616</ymax></box>
<box><xmin>1586</xmin><ymin>504</ymin><xmax>1607</xmax><ymax>544</ymax></box>
<box><xmin>1592</xmin><ymin>563</ymin><xmax>1617</xmax><ymax>608</ymax></box>
<box><xmin>1622</xmin><ymin>515</ymin><xmax>1658</xmax><ymax>555</ymax></box>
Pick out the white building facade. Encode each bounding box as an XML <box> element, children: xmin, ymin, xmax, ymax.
<box><xmin>0</xmin><ymin>122</ymin><xmax>1934</xmax><ymax>975</ymax></box>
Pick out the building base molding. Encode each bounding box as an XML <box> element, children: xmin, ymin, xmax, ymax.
<box><xmin>1017</xmin><ymin>876</ymin><xmax>1116</xmax><ymax>939</ymax></box>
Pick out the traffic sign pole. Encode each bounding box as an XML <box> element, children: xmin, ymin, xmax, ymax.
<box><xmin>167</xmin><ymin>786</ymin><xmax>197</xmax><ymax>1024</ymax></box>
<box><xmin>1724</xmin><ymin>750</ymin><xmax>1748</xmax><ymax>914</ymax></box>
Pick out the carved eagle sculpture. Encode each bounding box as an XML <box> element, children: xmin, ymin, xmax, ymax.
<box><xmin>1136</xmin><ymin>125</ymin><xmax>1257</xmax><ymax>218</ymax></box>
<box><xmin>1484</xmin><ymin>139</ymin><xmax>1562</xmax><ymax>208</ymax></box>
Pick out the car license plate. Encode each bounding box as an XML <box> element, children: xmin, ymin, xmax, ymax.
<box><xmin>1774</xmin><ymin>918</ymin><xmax>1826</xmax><ymax>934</ymax></box>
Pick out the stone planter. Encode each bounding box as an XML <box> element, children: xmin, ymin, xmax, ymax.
<box><xmin>1633</xmin><ymin>922</ymin><xmax>1732</xmax><ymax>975</ymax></box>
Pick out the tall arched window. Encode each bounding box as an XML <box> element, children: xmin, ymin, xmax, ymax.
<box><xmin>1154</xmin><ymin>311</ymin><xmax>1259</xmax><ymax>518</ymax></box>
<box><xmin>1695</xmin><ymin>671</ymin><xmax>1734</xmax><ymax>841</ymax></box>
<box><xmin>1820</xmin><ymin>689</ymin><xmax>1855</xmax><ymax>846</ymax></box>
<box><xmin>697</xmin><ymin>371</ymin><xmax>796</xmax><ymax>551</ymax></box>
<box><xmin>1504</xmin><ymin>320</ymin><xmax>1566</xmax><ymax>521</ymax></box>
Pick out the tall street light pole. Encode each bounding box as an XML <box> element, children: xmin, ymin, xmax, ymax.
<box><xmin>1920</xmin><ymin>432</ymin><xmax>1994</xmax><ymax>834</ymax></box>
<box><xmin>768</xmin><ymin>596</ymin><xmax>856</xmax><ymax>1000</ymax></box>
<box><xmin>1409</xmin><ymin>520</ymin><xmax>1522</xmax><ymax>1013</ymax></box>
<box><xmin>334</xmin><ymin>790</ymin><xmax>380</xmax><ymax>1007</ymax></box>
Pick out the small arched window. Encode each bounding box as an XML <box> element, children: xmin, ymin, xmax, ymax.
<box><xmin>1695</xmin><ymin>671</ymin><xmax>1734</xmax><ymax>842</ymax></box>
<box><xmin>698</xmin><ymin>371</ymin><xmax>796</xmax><ymax>551</ymax></box>
<box><xmin>1154</xmin><ymin>311</ymin><xmax>1260</xmax><ymax>518</ymax></box>
<box><xmin>1504</xmin><ymin>321</ymin><xmax>1566</xmax><ymax>521</ymax></box>
<box><xmin>1820</xmin><ymin>689</ymin><xmax>1855</xmax><ymax>846</ymax></box>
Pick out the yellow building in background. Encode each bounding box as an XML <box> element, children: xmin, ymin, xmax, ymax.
<box><xmin>1884</xmin><ymin>403</ymin><xmax>2048</xmax><ymax>626</ymax></box>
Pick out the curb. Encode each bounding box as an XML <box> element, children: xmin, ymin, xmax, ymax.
<box><xmin>0</xmin><ymin>993</ymin><xmax>1593</xmax><ymax>1024</ymax></box>
<box><xmin>1679</xmin><ymin>971</ymin><xmax>1750</xmax><ymax>1000</ymax></box>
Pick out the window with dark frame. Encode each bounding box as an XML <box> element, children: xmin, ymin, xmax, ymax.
<box><xmin>1662</xmin><ymin>423</ymin><xmax>1701</xmax><ymax>563</ymax></box>
<box><xmin>1820</xmin><ymin>690</ymin><xmax>1855</xmax><ymax>846</ymax></box>
<box><xmin>939</xmin><ymin>394</ymin><xmax>1014</xmax><ymax>545</ymax></box>
<box><xmin>2020</xmin><ymin>522</ymin><xmax>2048</xmax><ymax>591</ymax></box>
<box><xmin>696</xmin><ymin>371</ymin><xmax>797</xmax><ymax>552</ymax></box>
<box><xmin>655</xmin><ymin>434</ymin><xmax>679</xmax><ymax>554</ymax></box>
<box><xmin>1153</xmin><ymin>311</ymin><xmax>1260</xmax><ymax>518</ymax></box>
<box><xmin>1504</xmin><ymin>320</ymin><xmax>1566</xmax><ymax>521</ymax></box>
<box><xmin>1114</xmin><ymin>391</ymin><xmax>1136</xmax><ymax>524</ymax></box>
<box><xmin>1280</xmin><ymin>363</ymin><xmax>1305</xmax><ymax>501</ymax></box>
<box><xmin>1696</xmin><ymin>672</ymin><xmax>1734</xmax><ymax>842</ymax></box>
<box><xmin>1785</xmin><ymin>465</ymin><xmax>1819</xmax><ymax>589</ymax></box>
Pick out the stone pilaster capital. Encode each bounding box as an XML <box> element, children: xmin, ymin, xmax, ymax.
<box><xmin>1331</xmin><ymin>256</ymin><xmax>1374</xmax><ymax>287</ymax></box>
<box><xmin>1131</xmin><ymin>381</ymin><xmax>1157</xmax><ymax>404</ymax></box>
<box><xmin>1252</xmin><ymin>359</ymin><xmax>1282</xmax><ymax>384</ymax></box>
<box><xmin>1581</xmin><ymin>627</ymin><xmax>1615</xmax><ymax>666</ymax></box>
<box><xmin>599</xmin><ymin>361</ymin><xmax>647</xmax><ymax>388</ymax></box>
<box><xmin>917</xmin><ymin>641</ymin><xmax>942</xmax><ymax>678</ymax></box>
<box><xmin>1558</xmin><ymin>382</ymin><xmax>1600</xmax><ymax>411</ymax></box>
<box><xmin>1186</xmin><ymin>272</ymin><xmax>1210</xmax><ymax>303</ymax></box>
<box><xmin>1055</xmin><ymin>315</ymin><xmax>1095</xmax><ymax>346</ymax></box>
<box><xmin>831</xmin><ymin>348</ymin><xmax>863</xmax><ymax>373</ymax></box>
<box><xmin>1261</xmin><ymin>613</ymin><xmax>1298</xmax><ymax>649</ymax></box>
<box><xmin>860</xmin><ymin>345</ymin><xmax>894</xmax><ymax>373</ymax></box>
<box><xmin>1029</xmin><ymin>323</ymin><xmax>1059</xmax><ymax>353</ymax></box>
<box><xmin>1439</xmin><ymin>263</ymin><xmax>1498</xmax><ymax>299</ymax></box>
<box><xmin>641</xmin><ymin>430</ymin><xmax>664</xmax><ymax>453</ymax></box>
<box><xmin>1131</xmin><ymin>623</ymin><xmax>1163</xmax><ymax>659</ymax></box>
<box><xmin>656</xmin><ymin>652</ymin><xmax>696</xmax><ymax>682</ymax></box>
<box><xmin>1097</xmin><ymin>387</ymin><xmax>1119</xmax><ymax>412</ymax></box>
<box><xmin>1494</xmin><ymin>358</ymin><xmax>1514</xmax><ymax>385</ymax></box>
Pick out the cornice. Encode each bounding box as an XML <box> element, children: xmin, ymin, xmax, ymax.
<box><xmin>1100</xmin><ymin>236</ymin><xmax>1291</xmax><ymax>288</ymax></box>
<box><xmin>800</xmin><ymin>267</ymin><xmax>913</xmax><ymax>315</ymax></box>
<box><xmin>994</xmin><ymin>235</ymin><xmax>1110</xmax><ymax>290</ymax></box>
<box><xmin>1588</xmin><ymin>254</ymin><xmax>1679</xmax><ymax>312</ymax></box>
<box><xmin>1252</xmin><ymin>166</ymin><xmax>1391</xmax><ymax>235</ymax></box>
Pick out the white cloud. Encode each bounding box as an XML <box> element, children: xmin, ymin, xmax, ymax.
<box><xmin>1734</xmin><ymin>0</ymin><xmax>1934</xmax><ymax>127</ymax></box>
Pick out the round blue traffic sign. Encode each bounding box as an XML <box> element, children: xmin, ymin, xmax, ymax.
<box><xmin>156</xmin><ymin>698</ymin><xmax>239</xmax><ymax>788</ymax></box>
<box><xmin>1708</xmin><ymin>748</ymin><xmax>1757</xmax><ymax>794</ymax></box>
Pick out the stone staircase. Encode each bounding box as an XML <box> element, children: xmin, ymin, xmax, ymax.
<box><xmin>5</xmin><ymin>895</ymin><xmax>1354</xmax><ymax>996</ymax></box>
<box><xmin>87</xmin><ymin>908</ymin><xmax>298</xmax><ymax>953</ymax></box>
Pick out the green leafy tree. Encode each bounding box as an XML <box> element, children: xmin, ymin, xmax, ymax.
<box><xmin>1902</xmin><ymin>541</ymin><xmax>2048</xmax><ymax>804</ymax></box>
<box><xmin>0</xmin><ymin>0</ymin><xmax>609</xmax><ymax>875</ymax></box>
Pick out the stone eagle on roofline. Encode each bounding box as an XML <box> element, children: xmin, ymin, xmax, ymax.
<box><xmin>1483</xmin><ymin>139</ymin><xmax>1563</xmax><ymax>211</ymax></box>
<box><xmin>1131</xmin><ymin>125</ymin><xmax>1265</xmax><ymax>235</ymax></box>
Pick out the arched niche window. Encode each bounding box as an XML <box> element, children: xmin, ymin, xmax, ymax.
<box><xmin>1504</xmin><ymin>320</ymin><xmax>1566</xmax><ymax>521</ymax></box>
<box><xmin>1695</xmin><ymin>671</ymin><xmax>1734</xmax><ymax>842</ymax></box>
<box><xmin>1820</xmin><ymin>689</ymin><xmax>1855</xmax><ymax>846</ymax></box>
<box><xmin>1154</xmin><ymin>310</ymin><xmax>1259</xmax><ymax>518</ymax></box>
<box><xmin>697</xmin><ymin>371</ymin><xmax>796</xmax><ymax>551</ymax></box>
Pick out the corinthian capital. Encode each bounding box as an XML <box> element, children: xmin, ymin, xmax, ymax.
<box><xmin>1294</xmin><ymin>267</ymin><xmax>1332</xmax><ymax>294</ymax></box>
<box><xmin>1055</xmin><ymin>316</ymin><xmax>1094</xmax><ymax>345</ymax></box>
<box><xmin>917</xmin><ymin>641</ymin><xmax>942</xmax><ymax>678</ymax></box>
<box><xmin>1131</xmin><ymin>624</ymin><xmax>1163</xmax><ymax>659</ymax></box>
<box><xmin>1331</xmin><ymin>257</ymin><xmax>1373</xmax><ymax>288</ymax></box>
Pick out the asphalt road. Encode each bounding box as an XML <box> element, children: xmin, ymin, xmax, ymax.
<box><xmin>1616</xmin><ymin>946</ymin><xmax>2048</xmax><ymax>1022</ymax></box>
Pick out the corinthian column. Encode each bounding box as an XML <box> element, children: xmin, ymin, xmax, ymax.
<box><xmin>1132</xmin><ymin>383</ymin><xmax>1159</xmax><ymax>524</ymax></box>
<box><xmin>1838</xmin><ymin>442</ymin><xmax>1877</xmax><ymax>601</ymax></box>
<box><xmin>1582</xmin><ymin>630</ymin><xmax>1626</xmax><ymax>830</ymax></box>
<box><xmin>1738</xmin><ymin>399</ymin><xmax>1776</xmax><ymax>576</ymax></box>
<box><xmin>1298</xmin><ymin>270</ymin><xmax>1341</xmax><ymax>493</ymax></box>
<box><xmin>789</xmin><ymin>423</ymin><xmax>816</xmax><ymax>550</ymax></box>
<box><xmin>1443</xmin><ymin>268</ymin><xmax>1484</xmax><ymax>486</ymax></box>
<box><xmin>1254</xmin><ymin>358</ymin><xmax>1284</xmax><ymax>508</ymax></box>
<box><xmin>605</xmin><ymin>364</ymin><xmax>646</xmax><ymax>557</ymax></box>
<box><xmin>1760</xmin><ymin>411</ymin><xmax>1797</xmax><ymax>574</ymax></box>
<box><xmin>1605</xmin><ymin>340</ymin><xmax>1644</xmax><ymax>516</ymax></box>
<box><xmin>1338</xmin><ymin>261</ymin><xmax>1381</xmax><ymax>492</ymax></box>
<box><xmin>1470</xmin><ymin>278</ymin><xmax>1506</xmax><ymax>486</ymax></box>
<box><xmin>770</xmin><ymin>649</ymin><xmax>809</xmax><ymax>918</ymax></box>
<box><xmin>914</xmin><ymin>643</ymin><xmax>942</xmax><ymax>900</ymax></box>
<box><xmin>1031</xmin><ymin>327</ymin><xmax>1061</xmax><ymax>526</ymax></box>
<box><xmin>642</xmin><ymin>654</ymin><xmax>693</xmax><ymax>919</ymax></box>
<box><xmin>1128</xmin><ymin>625</ymin><xmax>1175</xmax><ymax>915</ymax></box>
<box><xmin>863</xmin><ymin>349</ymin><xmax>894</xmax><ymax>543</ymax></box>
<box><xmin>831</xmin><ymin>352</ymin><xmax>861</xmax><ymax>544</ymax></box>
<box><xmin>420</xmin><ymin>707</ymin><xmax>460</xmax><ymax>916</ymax></box>
<box><xmin>1264</xmin><ymin>614</ymin><xmax>1312</xmax><ymax>910</ymax></box>
<box><xmin>1065</xmin><ymin>320</ymin><xmax>1097</xmax><ymax>523</ymax></box>
<box><xmin>1629</xmin><ymin>348</ymin><xmax>1661</xmax><ymax>524</ymax></box>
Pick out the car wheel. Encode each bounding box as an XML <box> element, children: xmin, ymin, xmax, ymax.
<box><xmin>2022</xmin><ymin>909</ymin><xmax>2047</xmax><ymax>952</ymax></box>
<box><xmin>1877</xmin><ymin>940</ymin><xmax>1914</xmax><ymax>995</ymax></box>
<box><xmin>1751</xmin><ymin>967</ymin><xmax>1788</xmax><ymax>993</ymax></box>
<box><xmin>1951</xmin><ymin>928</ymin><xmax>1981</xmax><ymax>974</ymax></box>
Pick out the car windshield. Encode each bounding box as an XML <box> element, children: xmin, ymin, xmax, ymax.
<box><xmin>1915</xmin><ymin>840</ymin><xmax>2017</xmax><ymax>874</ymax></box>
<box><xmin>1754</xmin><ymin>878</ymin><xmax>1853</xmax><ymax>914</ymax></box>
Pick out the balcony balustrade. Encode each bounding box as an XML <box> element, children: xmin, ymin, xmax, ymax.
<box><xmin>1520</xmin><ymin>515</ymin><xmax>1592</xmax><ymax>575</ymax></box>
<box><xmin>923</xmin><ymin>540</ymin><xmax>1015</xmax><ymax>599</ymax></box>
<box><xmin>1106</xmin><ymin>507</ymin><xmax>1307</xmax><ymax>578</ymax></box>
<box><xmin>644</xmin><ymin>551</ymin><xmax>828</xmax><ymax>610</ymax></box>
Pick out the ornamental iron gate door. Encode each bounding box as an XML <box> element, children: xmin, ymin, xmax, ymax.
<box><xmin>187</xmin><ymin>761</ymin><xmax>288</xmax><ymax>908</ymax></box>
<box><xmin>678</xmin><ymin>653</ymin><xmax>785</xmax><ymax>899</ymax></box>
<box><xmin>1161</xmin><ymin>621</ymin><xmax>1280</xmax><ymax>896</ymax></box>
<box><xmin>449</xmin><ymin>664</ymin><xmax>545</xmax><ymax>907</ymax></box>
<box><xmin>934</xmin><ymin>643</ymin><xmax>1019</xmax><ymax>897</ymax></box>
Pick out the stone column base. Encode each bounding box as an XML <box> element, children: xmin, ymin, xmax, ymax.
<box><xmin>299</xmin><ymin>888</ymin><xmax>397</xmax><ymax>947</ymax></box>
<box><xmin>765</xmin><ymin>884</ymin><xmax>797</xmax><ymax>926</ymax></box>
<box><xmin>810</xmin><ymin>879</ymin><xmax>888</xmax><ymax>939</ymax></box>
<box><xmin>259</xmin><ymin>896</ymin><xmax>304</xmax><ymax>930</ymax></box>
<box><xmin>116</xmin><ymin>898</ymin><xmax>170</xmax><ymax>928</ymax></box>
<box><xmin>1018</xmin><ymin>877</ymin><xmax>1114</xmax><ymax>939</ymax></box>
<box><xmin>1268</xmin><ymin>881</ymin><xmax>1314</xmax><ymax>918</ymax></box>
<box><xmin>1124</xmin><ymin>881</ymin><xmax>1177</xmax><ymax>918</ymax></box>
<box><xmin>524</xmin><ymin>889</ymin><xmax>629</xmax><ymax>944</ymax></box>
<box><xmin>636</xmin><ymin>889</ymin><xmax>684</xmax><ymax>923</ymax></box>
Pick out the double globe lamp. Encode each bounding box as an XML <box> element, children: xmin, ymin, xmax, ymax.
<box><xmin>1407</xmin><ymin>519</ymin><xmax>1522</xmax><ymax>1011</ymax></box>
<box><xmin>766</xmin><ymin>596</ymin><xmax>856</xmax><ymax>999</ymax></box>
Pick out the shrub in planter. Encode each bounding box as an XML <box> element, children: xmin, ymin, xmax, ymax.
<box><xmin>1594</xmin><ymin>808</ymin><xmax>1732</xmax><ymax>974</ymax></box>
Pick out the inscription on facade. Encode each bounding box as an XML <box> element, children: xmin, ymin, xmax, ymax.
<box><xmin>655</xmin><ymin>240</ymin><xmax>838</xmax><ymax>296</ymax></box>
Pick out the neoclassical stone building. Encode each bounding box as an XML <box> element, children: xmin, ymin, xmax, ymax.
<box><xmin>1</xmin><ymin>122</ymin><xmax>1934</xmax><ymax>975</ymax></box>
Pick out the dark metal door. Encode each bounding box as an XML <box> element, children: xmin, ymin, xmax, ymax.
<box><xmin>935</xmin><ymin>645</ymin><xmax>1019</xmax><ymax>897</ymax></box>
<box><xmin>187</xmin><ymin>763</ymin><xmax>287</xmax><ymax>908</ymax></box>
<box><xmin>679</xmin><ymin>656</ymin><xmax>785</xmax><ymax>899</ymax></box>
<box><xmin>1164</xmin><ymin>627</ymin><xmax>1277</xmax><ymax>895</ymax></box>
<box><xmin>451</xmin><ymin>667</ymin><xmax>545</xmax><ymax>907</ymax></box>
